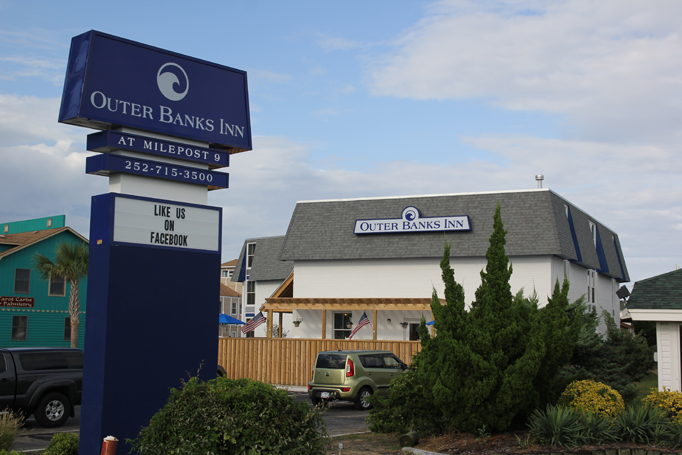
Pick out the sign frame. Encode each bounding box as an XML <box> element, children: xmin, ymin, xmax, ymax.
<box><xmin>58</xmin><ymin>30</ymin><xmax>251</xmax><ymax>152</ymax></box>
<box><xmin>354</xmin><ymin>206</ymin><xmax>472</xmax><ymax>235</ymax></box>
<box><xmin>91</xmin><ymin>193</ymin><xmax>222</xmax><ymax>254</ymax></box>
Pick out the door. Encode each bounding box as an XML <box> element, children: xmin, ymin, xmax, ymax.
<box><xmin>0</xmin><ymin>352</ymin><xmax>16</xmax><ymax>409</ymax></box>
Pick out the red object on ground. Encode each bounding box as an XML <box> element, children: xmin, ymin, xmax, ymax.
<box><xmin>100</xmin><ymin>435</ymin><xmax>119</xmax><ymax>455</ymax></box>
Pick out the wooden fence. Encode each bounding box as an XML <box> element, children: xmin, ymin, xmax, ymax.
<box><xmin>217</xmin><ymin>338</ymin><xmax>422</xmax><ymax>387</ymax></box>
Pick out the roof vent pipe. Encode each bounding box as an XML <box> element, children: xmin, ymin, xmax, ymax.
<box><xmin>535</xmin><ymin>174</ymin><xmax>544</xmax><ymax>188</ymax></box>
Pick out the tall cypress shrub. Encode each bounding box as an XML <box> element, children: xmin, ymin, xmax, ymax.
<box><xmin>369</xmin><ymin>206</ymin><xmax>582</xmax><ymax>434</ymax></box>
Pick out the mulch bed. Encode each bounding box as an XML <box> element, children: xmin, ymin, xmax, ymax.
<box><xmin>417</xmin><ymin>432</ymin><xmax>682</xmax><ymax>455</ymax></box>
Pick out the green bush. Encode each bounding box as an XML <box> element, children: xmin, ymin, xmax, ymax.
<box><xmin>559</xmin><ymin>379</ymin><xmax>624</xmax><ymax>417</ymax></box>
<box><xmin>368</xmin><ymin>368</ymin><xmax>443</xmax><ymax>435</ymax></box>
<box><xmin>130</xmin><ymin>377</ymin><xmax>327</xmax><ymax>455</ymax></box>
<box><xmin>0</xmin><ymin>450</ymin><xmax>22</xmax><ymax>455</ymax></box>
<box><xmin>528</xmin><ymin>405</ymin><xmax>585</xmax><ymax>448</ymax></box>
<box><xmin>563</xmin><ymin>312</ymin><xmax>654</xmax><ymax>402</ymax></box>
<box><xmin>614</xmin><ymin>404</ymin><xmax>669</xmax><ymax>445</ymax></box>
<box><xmin>43</xmin><ymin>432</ymin><xmax>79</xmax><ymax>455</ymax></box>
<box><xmin>0</xmin><ymin>411</ymin><xmax>23</xmax><ymax>451</ymax></box>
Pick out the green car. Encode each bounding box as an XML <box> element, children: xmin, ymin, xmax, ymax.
<box><xmin>307</xmin><ymin>350</ymin><xmax>408</xmax><ymax>410</ymax></box>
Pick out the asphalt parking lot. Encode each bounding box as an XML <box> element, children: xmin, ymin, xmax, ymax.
<box><xmin>13</xmin><ymin>392</ymin><xmax>369</xmax><ymax>452</ymax></box>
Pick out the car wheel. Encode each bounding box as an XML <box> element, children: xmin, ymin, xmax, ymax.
<box><xmin>34</xmin><ymin>392</ymin><xmax>70</xmax><ymax>427</ymax></box>
<box><xmin>354</xmin><ymin>387</ymin><xmax>373</xmax><ymax>410</ymax></box>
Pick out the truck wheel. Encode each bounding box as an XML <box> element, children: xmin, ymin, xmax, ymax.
<box><xmin>34</xmin><ymin>392</ymin><xmax>70</xmax><ymax>427</ymax></box>
<box><xmin>354</xmin><ymin>387</ymin><xmax>373</xmax><ymax>410</ymax></box>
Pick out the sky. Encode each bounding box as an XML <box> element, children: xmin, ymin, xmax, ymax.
<box><xmin>0</xmin><ymin>0</ymin><xmax>680</xmax><ymax>287</ymax></box>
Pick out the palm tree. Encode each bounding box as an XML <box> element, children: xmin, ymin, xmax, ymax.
<box><xmin>35</xmin><ymin>243</ymin><xmax>89</xmax><ymax>348</ymax></box>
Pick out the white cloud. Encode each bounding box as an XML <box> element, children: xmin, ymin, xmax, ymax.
<box><xmin>369</xmin><ymin>0</ymin><xmax>682</xmax><ymax>143</ymax></box>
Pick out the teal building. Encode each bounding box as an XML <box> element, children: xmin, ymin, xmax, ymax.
<box><xmin>0</xmin><ymin>216</ymin><xmax>88</xmax><ymax>347</ymax></box>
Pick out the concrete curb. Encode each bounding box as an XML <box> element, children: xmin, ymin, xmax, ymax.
<box><xmin>400</xmin><ymin>448</ymin><xmax>446</xmax><ymax>455</ymax></box>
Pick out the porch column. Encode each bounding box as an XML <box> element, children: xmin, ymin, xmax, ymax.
<box><xmin>372</xmin><ymin>309</ymin><xmax>378</xmax><ymax>340</ymax></box>
<box><xmin>321</xmin><ymin>310</ymin><xmax>327</xmax><ymax>339</ymax></box>
<box><xmin>266</xmin><ymin>309</ymin><xmax>273</xmax><ymax>338</ymax></box>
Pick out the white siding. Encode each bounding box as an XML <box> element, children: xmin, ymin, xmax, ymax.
<box><xmin>655</xmin><ymin>323</ymin><xmax>681</xmax><ymax>391</ymax></box>
<box><xmin>291</xmin><ymin>309</ymin><xmax>431</xmax><ymax>340</ymax></box>
<box><xmin>295</xmin><ymin>256</ymin><xmax>560</xmax><ymax>308</ymax></box>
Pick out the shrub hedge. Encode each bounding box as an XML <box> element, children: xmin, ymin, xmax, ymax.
<box><xmin>130</xmin><ymin>377</ymin><xmax>327</xmax><ymax>455</ymax></box>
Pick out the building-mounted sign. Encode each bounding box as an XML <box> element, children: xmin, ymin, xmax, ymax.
<box><xmin>0</xmin><ymin>296</ymin><xmax>34</xmax><ymax>308</ymax></box>
<box><xmin>87</xmin><ymin>131</ymin><xmax>229</xmax><ymax>169</ymax></box>
<box><xmin>86</xmin><ymin>154</ymin><xmax>229</xmax><ymax>190</ymax></box>
<box><xmin>354</xmin><ymin>206</ymin><xmax>471</xmax><ymax>234</ymax></box>
<box><xmin>109</xmin><ymin>195</ymin><xmax>220</xmax><ymax>252</ymax></box>
<box><xmin>58</xmin><ymin>30</ymin><xmax>251</xmax><ymax>152</ymax></box>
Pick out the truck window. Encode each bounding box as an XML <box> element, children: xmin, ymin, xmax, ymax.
<box><xmin>19</xmin><ymin>351</ymin><xmax>83</xmax><ymax>371</ymax></box>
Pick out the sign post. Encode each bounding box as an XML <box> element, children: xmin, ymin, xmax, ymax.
<box><xmin>58</xmin><ymin>30</ymin><xmax>251</xmax><ymax>454</ymax></box>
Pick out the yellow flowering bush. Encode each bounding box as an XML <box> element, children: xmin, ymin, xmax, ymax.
<box><xmin>642</xmin><ymin>387</ymin><xmax>682</xmax><ymax>423</ymax></box>
<box><xmin>559</xmin><ymin>379</ymin><xmax>624</xmax><ymax>417</ymax></box>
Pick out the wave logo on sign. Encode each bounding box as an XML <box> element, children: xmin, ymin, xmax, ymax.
<box><xmin>157</xmin><ymin>63</ymin><xmax>189</xmax><ymax>101</ymax></box>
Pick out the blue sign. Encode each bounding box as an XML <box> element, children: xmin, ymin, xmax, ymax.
<box><xmin>354</xmin><ymin>206</ymin><xmax>472</xmax><ymax>234</ymax></box>
<box><xmin>59</xmin><ymin>30</ymin><xmax>251</xmax><ymax>152</ymax></box>
<box><xmin>87</xmin><ymin>131</ymin><xmax>229</xmax><ymax>168</ymax></box>
<box><xmin>86</xmin><ymin>154</ymin><xmax>229</xmax><ymax>189</ymax></box>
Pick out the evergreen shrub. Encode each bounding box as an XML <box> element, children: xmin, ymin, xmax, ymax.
<box><xmin>130</xmin><ymin>377</ymin><xmax>327</xmax><ymax>455</ymax></box>
<box><xmin>43</xmin><ymin>432</ymin><xmax>79</xmax><ymax>455</ymax></box>
<box><xmin>368</xmin><ymin>206</ymin><xmax>584</xmax><ymax>435</ymax></box>
<box><xmin>0</xmin><ymin>450</ymin><xmax>21</xmax><ymax>455</ymax></box>
<box><xmin>559</xmin><ymin>379</ymin><xmax>624</xmax><ymax>417</ymax></box>
<box><xmin>0</xmin><ymin>411</ymin><xmax>22</xmax><ymax>451</ymax></box>
<box><xmin>642</xmin><ymin>387</ymin><xmax>682</xmax><ymax>423</ymax></box>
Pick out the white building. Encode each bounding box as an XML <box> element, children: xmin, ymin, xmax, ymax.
<box><xmin>233</xmin><ymin>189</ymin><xmax>629</xmax><ymax>340</ymax></box>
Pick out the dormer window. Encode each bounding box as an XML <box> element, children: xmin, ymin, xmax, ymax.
<box><xmin>246</xmin><ymin>242</ymin><xmax>256</xmax><ymax>268</ymax></box>
<box><xmin>589</xmin><ymin>221</ymin><xmax>596</xmax><ymax>246</ymax></box>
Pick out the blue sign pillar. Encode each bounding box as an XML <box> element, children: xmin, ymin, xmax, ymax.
<box><xmin>58</xmin><ymin>31</ymin><xmax>251</xmax><ymax>454</ymax></box>
<box><xmin>82</xmin><ymin>194</ymin><xmax>221</xmax><ymax>453</ymax></box>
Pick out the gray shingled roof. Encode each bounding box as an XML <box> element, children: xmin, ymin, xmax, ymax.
<box><xmin>232</xmin><ymin>236</ymin><xmax>293</xmax><ymax>282</ymax></box>
<box><xmin>628</xmin><ymin>268</ymin><xmax>682</xmax><ymax>310</ymax></box>
<box><xmin>279</xmin><ymin>189</ymin><xmax>629</xmax><ymax>282</ymax></box>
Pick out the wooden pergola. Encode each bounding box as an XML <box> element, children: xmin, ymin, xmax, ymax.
<box><xmin>262</xmin><ymin>297</ymin><xmax>438</xmax><ymax>339</ymax></box>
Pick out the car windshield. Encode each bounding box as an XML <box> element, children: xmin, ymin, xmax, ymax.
<box><xmin>315</xmin><ymin>353</ymin><xmax>347</xmax><ymax>369</ymax></box>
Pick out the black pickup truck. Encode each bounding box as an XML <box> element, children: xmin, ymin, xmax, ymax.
<box><xmin>0</xmin><ymin>347</ymin><xmax>82</xmax><ymax>427</ymax></box>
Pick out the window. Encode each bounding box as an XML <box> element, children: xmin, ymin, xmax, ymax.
<box><xmin>12</xmin><ymin>316</ymin><xmax>27</xmax><ymax>341</ymax></box>
<box><xmin>64</xmin><ymin>317</ymin><xmax>71</xmax><ymax>341</ymax></box>
<box><xmin>14</xmin><ymin>269</ymin><xmax>30</xmax><ymax>294</ymax></box>
<box><xmin>316</xmin><ymin>353</ymin><xmax>346</xmax><ymax>369</ymax></box>
<box><xmin>408</xmin><ymin>323</ymin><xmax>421</xmax><ymax>341</ymax></box>
<box><xmin>589</xmin><ymin>221</ymin><xmax>597</xmax><ymax>246</ymax></box>
<box><xmin>333</xmin><ymin>312</ymin><xmax>352</xmax><ymax>339</ymax></box>
<box><xmin>49</xmin><ymin>273</ymin><xmax>66</xmax><ymax>296</ymax></box>
<box><xmin>230</xmin><ymin>301</ymin><xmax>239</xmax><ymax>316</ymax></box>
<box><xmin>587</xmin><ymin>269</ymin><xmax>596</xmax><ymax>304</ymax></box>
<box><xmin>221</xmin><ymin>269</ymin><xmax>233</xmax><ymax>278</ymax></box>
<box><xmin>246</xmin><ymin>281</ymin><xmax>255</xmax><ymax>306</ymax></box>
<box><xmin>246</xmin><ymin>242</ymin><xmax>256</xmax><ymax>268</ymax></box>
<box><xmin>18</xmin><ymin>351</ymin><xmax>82</xmax><ymax>371</ymax></box>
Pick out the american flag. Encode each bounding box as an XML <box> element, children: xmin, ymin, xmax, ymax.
<box><xmin>348</xmin><ymin>312</ymin><xmax>371</xmax><ymax>339</ymax></box>
<box><xmin>241</xmin><ymin>312</ymin><xmax>266</xmax><ymax>334</ymax></box>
